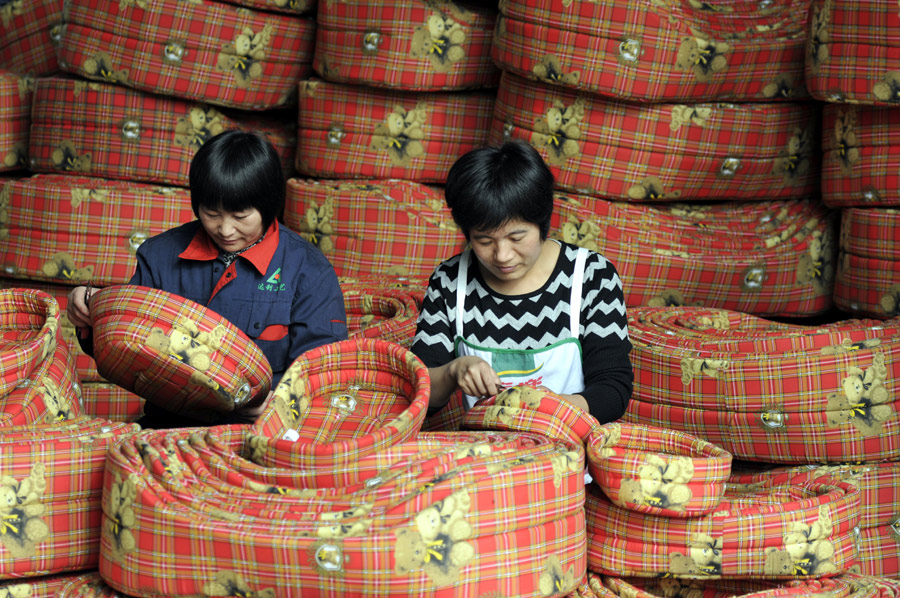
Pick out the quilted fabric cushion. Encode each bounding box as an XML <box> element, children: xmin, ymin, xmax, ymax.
<box><xmin>99</xmin><ymin>426</ymin><xmax>586</xmax><ymax>597</ymax></box>
<box><xmin>58</xmin><ymin>0</ymin><xmax>315</xmax><ymax>110</ymax></box>
<box><xmin>295</xmin><ymin>78</ymin><xmax>493</xmax><ymax>183</ymax></box>
<box><xmin>90</xmin><ymin>285</ymin><xmax>272</xmax><ymax>422</ymax></box>
<box><xmin>806</xmin><ymin>0</ymin><xmax>900</xmax><ymax>106</ymax></box>
<box><xmin>314</xmin><ymin>0</ymin><xmax>499</xmax><ymax>91</ymax></box>
<box><xmin>0</xmin><ymin>0</ymin><xmax>61</xmax><ymax>77</ymax></box>
<box><xmin>0</xmin><ymin>175</ymin><xmax>194</xmax><ymax>287</ymax></box>
<box><xmin>29</xmin><ymin>77</ymin><xmax>297</xmax><ymax>187</ymax></box>
<box><xmin>623</xmin><ymin>306</ymin><xmax>900</xmax><ymax>463</ymax></box>
<box><xmin>586</xmin><ymin>476</ymin><xmax>860</xmax><ymax>578</ymax></box>
<box><xmin>491</xmin><ymin>72</ymin><xmax>820</xmax><ymax>202</ymax></box>
<box><xmin>492</xmin><ymin>0</ymin><xmax>809</xmax><ymax>102</ymax></box>
<box><xmin>549</xmin><ymin>194</ymin><xmax>838</xmax><ymax>317</ymax></box>
<box><xmin>0</xmin><ymin>418</ymin><xmax>139</xmax><ymax>578</ymax></box>
<box><xmin>586</xmin><ymin>422</ymin><xmax>732</xmax><ymax>518</ymax></box>
<box><xmin>285</xmin><ymin>177</ymin><xmax>462</xmax><ymax>280</ymax></box>
<box><xmin>0</xmin><ymin>71</ymin><xmax>32</xmax><ymax>173</ymax></box>
<box><xmin>822</xmin><ymin>104</ymin><xmax>900</xmax><ymax>208</ymax></box>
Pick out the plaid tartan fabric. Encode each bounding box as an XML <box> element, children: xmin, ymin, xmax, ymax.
<box><xmin>57</xmin><ymin>0</ymin><xmax>315</xmax><ymax>110</ymax></box>
<box><xmin>340</xmin><ymin>279</ymin><xmax>421</xmax><ymax>348</ymax></box>
<box><xmin>295</xmin><ymin>78</ymin><xmax>494</xmax><ymax>183</ymax></box>
<box><xmin>566</xmin><ymin>574</ymin><xmax>619</xmax><ymax>598</ymax></box>
<box><xmin>462</xmin><ymin>386</ymin><xmax>599</xmax><ymax>448</ymax></box>
<box><xmin>29</xmin><ymin>77</ymin><xmax>297</xmax><ymax>187</ymax></box>
<box><xmin>549</xmin><ymin>194</ymin><xmax>838</xmax><ymax>317</ymax></box>
<box><xmin>249</xmin><ymin>338</ymin><xmax>429</xmax><ymax>471</ymax></box>
<box><xmin>285</xmin><ymin>177</ymin><xmax>464</xmax><ymax>280</ymax></box>
<box><xmin>822</xmin><ymin>105</ymin><xmax>900</xmax><ymax>208</ymax></box>
<box><xmin>491</xmin><ymin>72</ymin><xmax>821</xmax><ymax>202</ymax></box>
<box><xmin>585</xmin><ymin>422</ymin><xmax>732</xmax><ymax>518</ymax></box>
<box><xmin>622</xmin><ymin>305</ymin><xmax>900</xmax><ymax>463</ymax></box>
<box><xmin>0</xmin><ymin>279</ymin><xmax>103</xmax><ymax>383</ymax></box>
<box><xmin>90</xmin><ymin>285</ymin><xmax>272</xmax><ymax>422</ymax></box>
<box><xmin>841</xmin><ymin>573</ymin><xmax>900</xmax><ymax>597</ymax></box>
<box><xmin>600</xmin><ymin>575</ymin><xmax>880</xmax><ymax>597</ymax></box>
<box><xmin>314</xmin><ymin>0</ymin><xmax>499</xmax><ymax>91</ymax></box>
<box><xmin>730</xmin><ymin>461</ymin><xmax>900</xmax><ymax>578</ymax></box>
<box><xmin>585</xmin><ymin>476</ymin><xmax>860</xmax><ymax>579</ymax></box>
<box><xmin>0</xmin><ymin>572</ymin><xmax>91</xmax><ymax>598</ymax></box>
<box><xmin>0</xmin><ymin>72</ymin><xmax>32</xmax><ymax>173</ymax></box>
<box><xmin>0</xmin><ymin>417</ymin><xmax>139</xmax><ymax>578</ymax></box>
<box><xmin>0</xmin><ymin>175</ymin><xmax>194</xmax><ymax>287</ymax></box>
<box><xmin>841</xmin><ymin>208</ymin><xmax>900</xmax><ymax>261</ymax></box>
<box><xmin>55</xmin><ymin>572</ymin><xmax>117</xmax><ymax>597</ymax></box>
<box><xmin>221</xmin><ymin>0</ymin><xmax>316</xmax><ymax>15</ymax></box>
<box><xmin>99</xmin><ymin>426</ymin><xmax>586</xmax><ymax>596</ymax></box>
<box><xmin>0</xmin><ymin>289</ymin><xmax>60</xmax><ymax>399</ymax></box>
<box><xmin>805</xmin><ymin>0</ymin><xmax>900</xmax><ymax>106</ymax></box>
<box><xmin>0</xmin><ymin>0</ymin><xmax>61</xmax><ymax>77</ymax></box>
<box><xmin>80</xmin><ymin>382</ymin><xmax>144</xmax><ymax>423</ymax></box>
<box><xmin>835</xmin><ymin>251</ymin><xmax>900</xmax><ymax>319</ymax></box>
<box><xmin>492</xmin><ymin>0</ymin><xmax>809</xmax><ymax>102</ymax></box>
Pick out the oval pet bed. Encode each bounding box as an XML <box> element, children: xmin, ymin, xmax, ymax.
<box><xmin>586</xmin><ymin>476</ymin><xmax>860</xmax><ymax>579</ymax></box>
<box><xmin>99</xmin><ymin>425</ymin><xmax>586</xmax><ymax>597</ymax></box>
<box><xmin>0</xmin><ymin>71</ymin><xmax>32</xmax><ymax>173</ymax></box>
<box><xmin>90</xmin><ymin>285</ymin><xmax>272</xmax><ymax>422</ymax></box>
<box><xmin>314</xmin><ymin>0</ymin><xmax>499</xmax><ymax>91</ymax></box>
<box><xmin>586</xmin><ymin>422</ymin><xmax>732</xmax><ymax>518</ymax></box>
<box><xmin>58</xmin><ymin>0</ymin><xmax>314</xmax><ymax>110</ymax></box>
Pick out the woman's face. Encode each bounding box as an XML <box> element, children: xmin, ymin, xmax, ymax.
<box><xmin>469</xmin><ymin>219</ymin><xmax>545</xmax><ymax>290</ymax></box>
<box><xmin>198</xmin><ymin>206</ymin><xmax>264</xmax><ymax>252</ymax></box>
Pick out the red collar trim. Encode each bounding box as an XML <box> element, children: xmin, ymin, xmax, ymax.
<box><xmin>179</xmin><ymin>222</ymin><xmax>279</xmax><ymax>275</ymax></box>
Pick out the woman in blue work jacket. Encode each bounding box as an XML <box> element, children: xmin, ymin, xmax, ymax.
<box><xmin>67</xmin><ymin>129</ymin><xmax>348</xmax><ymax>428</ymax></box>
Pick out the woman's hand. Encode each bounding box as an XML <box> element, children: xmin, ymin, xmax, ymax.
<box><xmin>448</xmin><ymin>356</ymin><xmax>502</xmax><ymax>399</ymax></box>
<box><xmin>67</xmin><ymin>285</ymin><xmax>92</xmax><ymax>330</ymax></box>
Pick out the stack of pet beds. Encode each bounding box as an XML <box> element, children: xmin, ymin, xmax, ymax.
<box><xmin>622</xmin><ymin>305</ymin><xmax>900</xmax><ymax>464</ymax></box>
<box><xmin>0</xmin><ymin>0</ymin><xmax>62</xmax><ymax>76</ymax></box>
<box><xmin>97</xmin><ymin>339</ymin><xmax>586</xmax><ymax>597</ymax></box>
<box><xmin>89</xmin><ymin>285</ymin><xmax>272</xmax><ymax>423</ymax></box>
<box><xmin>285</xmin><ymin>178</ymin><xmax>463</xmax><ymax>281</ymax></box>
<box><xmin>0</xmin><ymin>71</ymin><xmax>31</xmax><ymax>173</ymax></box>
<box><xmin>491</xmin><ymin>0</ymin><xmax>809</xmax><ymax>102</ymax></box>
<box><xmin>0</xmin><ymin>289</ymin><xmax>140</xmax><ymax>581</ymax></box>
<box><xmin>549</xmin><ymin>195</ymin><xmax>837</xmax><ymax>317</ymax></box>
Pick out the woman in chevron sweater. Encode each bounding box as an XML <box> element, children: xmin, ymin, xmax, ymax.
<box><xmin>412</xmin><ymin>140</ymin><xmax>633</xmax><ymax>423</ymax></box>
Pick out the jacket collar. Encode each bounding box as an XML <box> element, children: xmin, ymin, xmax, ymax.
<box><xmin>179</xmin><ymin>221</ymin><xmax>280</xmax><ymax>275</ymax></box>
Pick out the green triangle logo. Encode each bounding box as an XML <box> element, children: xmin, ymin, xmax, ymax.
<box><xmin>266</xmin><ymin>268</ymin><xmax>282</xmax><ymax>285</ymax></box>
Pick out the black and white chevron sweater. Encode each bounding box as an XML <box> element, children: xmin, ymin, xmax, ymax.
<box><xmin>412</xmin><ymin>241</ymin><xmax>633</xmax><ymax>423</ymax></box>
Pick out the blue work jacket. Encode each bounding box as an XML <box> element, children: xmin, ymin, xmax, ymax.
<box><xmin>129</xmin><ymin>220</ymin><xmax>348</xmax><ymax>384</ymax></box>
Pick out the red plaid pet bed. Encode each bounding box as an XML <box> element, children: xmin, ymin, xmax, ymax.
<box><xmin>586</xmin><ymin>475</ymin><xmax>860</xmax><ymax>579</ymax></box>
<box><xmin>341</xmin><ymin>279</ymin><xmax>422</xmax><ymax>348</ymax></box>
<box><xmin>822</xmin><ymin>105</ymin><xmax>900</xmax><ymax>208</ymax></box>
<box><xmin>248</xmin><ymin>338</ymin><xmax>429</xmax><ymax>471</ymax></box>
<box><xmin>841</xmin><ymin>207</ymin><xmax>900</xmax><ymax>262</ymax></box>
<box><xmin>492</xmin><ymin>0</ymin><xmax>809</xmax><ymax>102</ymax></box>
<box><xmin>0</xmin><ymin>72</ymin><xmax>31</xmax><ymax>173</ymax></box>
<box><xmin>806</xmin><ymin>0</ymin><xmax>900</xmax><ymax>106</ymax></box>
<box><xmin>586</xmin><ymin>422</ymin><xmax>732</xmax><ymax>519</ymax></box>
<box><xmin>0</xmin><ymin>572</ymin><xmax>91</xmax><ymax>598</ymax></box>
<box><xmin>730</xmin><ymin>461</ymin><xmax>900</xmax><ymax>579</ymax></box>
<box><xmin>0</xmin><ymin>175</ymin><xmax>193</xmax><ymax>287</ymax></box>
<box><xmin>836</xmin><ymin>251</ymin><xmax>900</xmax><ymax>319</ymax></box>
<box><xmin>90</xmin><ymin>285</ymin><xmax>272</xmax><ymax>423</ymax></box>
<box><xmin>600</xmin><ymin>575</ymin><xmax>882</xmax><ymax>598</ymax></box>
<box><xmin>79</xmin><ymin>383</ymin><xmax>144</xmax><ymax>423</ymax></box>
<box><xmin>314</xmin><ymin>0</ymin><xmax>499</xmax><ymax>91</ymax></box>
<box><xmin>29</xmin><ymin>77</ymin><xmax>297</xmax><ymax>187</ymax></box>
<box><xmin>623</xmin><ymin>306</ymin><xmax>900</xmax><ymax>463</ymax></box>
<box><xmin>58</xmin><ymin>0</ymin><xmax>315</xmax><ymax>110</ymax></box>
<box><xmin>99</xmin><ymin>426</ymin><xmax>586</xmax><ymax>596</ymax></box>
<box><xmin>285</xmin><ymin>177</ymin><xmax>463</xmax><ymax>280</ymax></box>
<box><xmin>550</xmin><ymin>195</ymin><xmax>838</xmax><ymax>317</ymax></box>
<box><xmin>492</xmin><ymin>72</ymin><xmax>820</xmax><ymax>202</ymax></box>
<box><xmin>0</xmin><ymin>418</ymin><xmax>139</xmax><ymax>579</ymax></box>
<box><xmin>295</xmin><ymin>78</ymin><xmax>494</xmax><ymax>183</ymax></box>
<box><xmin>0</xmin><ymin>0</ymin><xmax>61</xmax><ymax>77</ymax></box>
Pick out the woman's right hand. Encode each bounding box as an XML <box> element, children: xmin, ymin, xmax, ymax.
<box><xmin>66</xmin><ymin>285</ymin><xmax>92</xmax><ymax>330</ymax></box>
<box><xmin>448</xmin><ymin>355</ymin><xmax>502</xmax><ymax>399</ymax></box>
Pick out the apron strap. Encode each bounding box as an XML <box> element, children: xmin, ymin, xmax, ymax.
<box><xmin>570</xmin><ymin>247</ymin><xmax>588</xmax><ymax>338</ymax></box>
<box><xmin>455</xmin><ymin>249</ymin><xmax>470</xmax><ymax>338</ymax></box>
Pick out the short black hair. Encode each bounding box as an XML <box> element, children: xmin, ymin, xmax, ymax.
<box><xmin>189</xmin><ymin>129</ymin><xmax>284</xmax><ymax>232</ymax></box>
<box><xmin>444</xmin><ymin>139</ymin><xmax>554</xmax><ymax>240</ymax></box>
